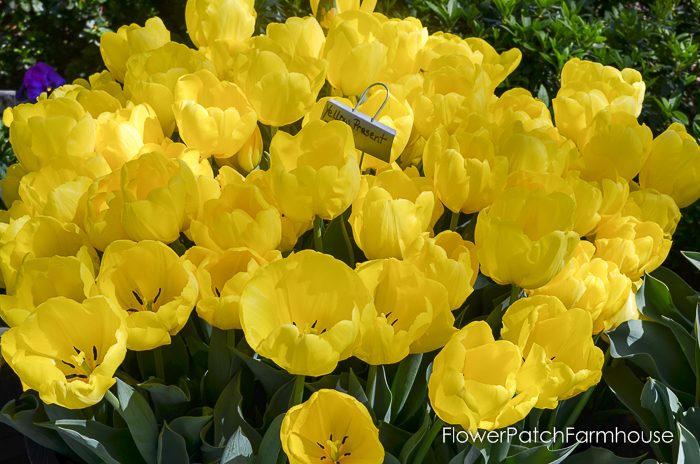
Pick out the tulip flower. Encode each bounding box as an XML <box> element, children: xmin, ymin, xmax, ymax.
<box><xmin>424</xmin><ymin>125</ymin><xmax>508</xmax><ymax>214</ymax></box>
<box><xmin>173</xmin><ymin>69</ymin><xmax>257</xmax><ymax>159</ymax></box>
<box><xmin>100</xmin><ymin>17</ymin><xmax>170</xmax><ymax>82</ymax></box>
<box><xmin>269</xmin><ymin>120</ymin><xmax>360</xmax><ymax>222</ymax></box>
<box><xmin>593</xmin><ymin>214</ymin><xmax>671</xmax><ymax>281</ymax></box>
<box><xmin>239</xmin><ymin>250</ymin><xmax>371</xmax><ymax>376</ymax></box>
<box><xmin>639</xmin><ymin>123</ymin><xmax>700</xmax><ymax>208</ymax></box>
<box><xmin>501</xmin><ymin>295</ymin><xmax>605</xmax><ymax>409</ymax></box>
<box><xmin>0</xmin><ymin>215</ymin><xmax>99</xmax><ymax>293</ymax></box>
<box><xmin>428</xmin><ymin>321</ymin><xmax>539</xmax><ymax>432</ymax></box>
<box><xmin>185</xmin><ymin>0</ymin><xmax>256</xmax><ymax>50</ymax></box>
<box><xmin>324</xmin><ymin>10</ymin><xmax>388</xmax><ymax>97</ymax></box>
<box><xmin>528</xmin><ymin>241</ymin><xmax>634</xmax><ymax>334</ymax></box>
<box><xmin>350</xmin><ymin>168</ymin><xmax>438</xmax><ymax>259</ymax></box>
<box><xmin>124</xmin><ymin>41</ymin><xmax>215</xmax><ymax>135</ymax></box>
<box><xmin>5</xmin><ymin>97</ymin><xmax>96</xmax><ymax>172</ymax></box>
<box><xmin>378</xmin><ymin>17</ymin><xmax>428</xmax><ymax>83</ymax></box>
<box><xmin>280</xmin><ymin>389</ymin><xmax>384</xmax><ymax>464</ymax></box>
<box><xmin>354</xmin><ymin>258</ymin><xmax>455</xmax><ymax>364</ymax></box>
<box><xmin>190</xmin><ymin>171</ymin><xmax>282</xmax><ymax>254</ymax></box>
<box><xmin>0</xmin><ymin>255</ymin><xmax>95</xmax><ymax>327</ymax></box>
<box><xmin>475</xmin><ymin>187</ymin><xmax>580</xmax><ymax>289</ymax></box>
<box><xmin>95</xmin><ymin>240</ymin><xmax>198</xmax><ymax>351</ymax></box>
<box><xmin>403</xmin><ymin>231</ymin><xmax>479</xmax><ymax>310</ymax></box>
<box><xmin>621</xmin><ymin>188</ymin><xmax>681</xmax><ymax>236</ymax></box>
<box><xmin>186</xmin><ymin>246</ymin><xmax>281</xmax><ymax>330</ymax></box>
<box><xmin>0</xmin><ymin>296</ymin><xmax>127</xmax><ymax>409</ymax></box>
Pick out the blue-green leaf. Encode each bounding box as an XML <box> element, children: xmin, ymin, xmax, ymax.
<box><xmin>112</xmin><ymin>379</ymin><xmax>159</xmax><ymax>464</ymax></box>
<box><xmin>157</xmin><ymin>422</ymin><xmax>188</xmax><ymax>464</ymax></box>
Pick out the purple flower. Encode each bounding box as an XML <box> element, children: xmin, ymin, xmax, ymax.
<box><xmin>16</xmin><ymin>62</ymin><xmax>65</xmax><ymax>102</ymax></box>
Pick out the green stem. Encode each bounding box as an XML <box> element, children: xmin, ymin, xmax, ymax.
<box><xmin>359</xmin><ymin>151</ymin><xmax>366</xmax><ymax>171</ymax></box>
<box><xmin>449</xmin><ymin>210</ymin><xmax>460</xmax><ymax>231</ymax></box>
<box><xmin>290</xmin><ymin>375</ymin><xmax>305</xmax><ymax>407</ymax></box>
<box><xmin>509</xmin><ymin>285</ymin><xmax>521</xmax><ymax>305</ymax></box>
<box><xmin>104</xmin><ymin>389</ymin><xmax>120</xmax><ymax>410</ymax></box>
<box><xmin>366</xmin><ymin>364</ymin><xmax>377</xmax><ymax>407</ymax></box>
<box><xmin>554</xmin><ymin>386</ymin><xmax>596</xmax><ymax>449</ymax></box>
<box><xmin>154</xmin><ymin>347</ymin><xmax>166</xmax><ymax>381</ymax></box>
<box><xmin>340</xmin><ymin>211</ymin><xmax>356</xmax><ymax>268</ymax></box>
<box><xmin>412</xmin><ymin>417</ymin><xmax>445</xmax><ymax>464</ymax></box>
<box><xmin>313</xmin><ymin>216</ymin><xmax>324</xmax><ymax>252</ymax></box>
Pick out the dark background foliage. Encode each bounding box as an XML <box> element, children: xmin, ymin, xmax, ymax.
<box><xmin>0</xmin><ymin>0</ymin><xmax>698</xmax><ymax>279</ymax></box>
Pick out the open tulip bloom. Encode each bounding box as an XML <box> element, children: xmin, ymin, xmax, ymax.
<box><xmin>1</xmin><ymin>0</ymin><xmax>700</xmax><ymax>462</ymax></box>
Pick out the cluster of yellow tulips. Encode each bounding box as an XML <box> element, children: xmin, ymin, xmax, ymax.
<box><xmin>1</xmin><ymin>0</ymin><xmax>699</xmax><ymax>462</ymax></box>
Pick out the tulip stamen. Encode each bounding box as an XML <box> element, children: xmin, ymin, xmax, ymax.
<box><xmin>132</xmin><ymin>291</ymin><xmax>144</xmax><ymax>305</ymax></box>
<box><xmin>391</xmin><ymin>318</ymin><xmax>398</xmax><ymax>326</ymax></box>
<box><xmin>92</xmin><ymin>346</ymin><xmax>98</xmax><ymax>361</ymax></box>
<box><xmin>127</xmin><ymin>308</ymin><xmax>139</xmax><ymax>313</ymax></box>
<box><xmin>153</xmin><ymin>288</ymin><xmax>162</xmax><ymax>304</ymax></box>
<box><xmin>65</xmin><ymin>373</ymin><xmax>88</xmax><ymax>380</ymax></box>
<box><xmin>341</xmin><ymin>435</ymin><xmax>348</xmax><ymax>444</ymax></box>
<box><xmin>311</xmin><ymin>320</ymin><xmax>318</xmax><ymax>329</ymax></box>
<box><xmin>317</xmin><ymin>442</ymin><xmax>325</xmax><ymax>449</ymax></box>
<box><xmin>215</xmin><ymin>287</ymin><xmax>221</xmax><ymax>297</ymax></box>
<box><xmin>62</xmin><ymin>360</ymin><xmax>76</xmax><ymax>369</ymax></box>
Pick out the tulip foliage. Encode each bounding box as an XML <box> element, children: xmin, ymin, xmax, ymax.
<box><xmin>1</xmin><ymin>1</ymin><xmax>700</xmax><ymax>463</ymax></box>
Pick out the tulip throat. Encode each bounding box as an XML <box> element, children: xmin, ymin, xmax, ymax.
<box><xmin>317</xmin><ymin>433</ymin><xmax>351</xmax><ymax>463</ymax></box>
<box><xmin>60</xmin><ymin>345</ymin><xmax>101</xmax><ymax>382</ymax></box>
<box><xmin>291</xmin><ymin>320</ymin><xmax>327</xmax><ymax>335</ymax></box>
<box><xmin>127</xmin><ymin>288</ymin><xmax>163</xmax><ymax>313</ymax></box>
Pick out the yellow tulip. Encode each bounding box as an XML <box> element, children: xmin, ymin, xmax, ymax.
<box><xmin>350</xmin><ymin>167</ymin><xmax>438</xmax><ymax>259</ymax></box>
<box><xmin>190</xmin><ymin>171</ymin><xmax>282</xmax><ymax>254</ymax></box>
<box><xmin>100</xmin><ymin>17</ymin><xmax>170</xmax><ymax>82</ymax></box>
<box><xmin>213</xmin><ymin>125</ymin><xmax>263</xmax><ymax>173</ymax></box>
<box><xmin>489</xmin><ymin>88</ymin><xmax>553</xmax><ymax>133</ymax></box>
<box><xmin>475</xmin><ymin>187</ymin><xmax>580</xmax><ymax>289</ymax></box>
<box><xmin>280</xmin><ymin>389</ymin><xmax>383</xmax><ymax>464</ymax></box>
<box><xmin>593</xmin><ymin>214</ymin><xmax>671</xmax><ymax>281</ymax></box>
<box><xmin>554</xmin><ymin>58</ymin><xmax>645</xmax><ymax>145</ymax></box>
<box><xmin>173</xmin><ymin>69</ymin><xmax>257</xmax><ymax>159</ymax></box>
<box><xmin>0</xmin><ymin>296</ymin><xmax>127</xmax><ymax>409</ymax></box>
<box><xmin>354</xmin><ymin>258</ymin><xmax>454</xmax><ymax>364</ymax></box>
<box><xmin>124</xmin><ymin>41</ymin><xmax>215</xmax><ymax>135</ymax></box>
<box><xmin>596</xmin><ymin>176</ymin><xmax>630</xmax><ymax>222</ymax></box>
<box><xmin>120</xmin><ymin>151</ymin><xmax>199</xmax><ymax>243</ymax></box>
<box><xmin>95</xmin><ymin>102</ymin><xmax>164</xmax><ymax>170</ymax></box>
<box><xmin>269</xmin><ymin>120</ymin><xmax>360</xmax><ymax>222</ymax></box>
<box><xmin>81</xmin><ymin>168</ymin><xmax>130</xmax><ymax>251</ymax></box>
<box><xmin>378</xmin><ymin>17</ymin><xmax>428</xmax><ymax>82</ymax></box>
<box><xmin>49</xmin><ymin>80</ymin><xmax>123</xmax><ymax>119</ymax></box>
<box><xmin>5</xmin><ymin>97</ymin><xmax>96</xmax><ymax>172</ymax></box>
<box><xmin>243</xmin><ymin>169</ymin><xmax>312</xmax><ymax>251</ymax></box>
<box><xmin>0</xmin><ymin>216</ymin><xmax>99</xmax><ymax>293</ymax></box>
<box><xmin>501</xmin><ymin>295</ymin><xmax>604</xmax><ymax>409</ymax></box>
<box><xmin>425</xmin><ymin>125</ymin><xmax>508</xmax><ymax>214</ymax></box>
<box><xmin>324</xmin><ymin>10</ymin><xmax>388</xmax><ymax>96</ymax></box>
<box><xmin>528</xmin><ymin>241</ymin><xmax>633</xmax><ymax>334</ymax></box>
<box><xmin>0</xmin><ymin>163</ymin><xmax>27</xmax><ymax>208</ymax></box>
<box><xmin>232</xmin><ymin>17</ymin><xmax>326</xmax><ymax>126</ymax></box>
<box><xmin>622</xmin><ymin>188</ymin><xmax>681</xmax><ymax>236</ymax></box>
<box><xmin>239</xmin><ymin>250</ymin><xmax>370</xmax><ymax>376</ymax></box>
<box><xmin>404</xmin><ymin>231</ymin><xmax>479</xmax><ymax>310</ymax></box>
<box><xmin>428</xmin><ymin>321</ymin><xmax>538</xmax><ymax>432</ymax></box>
<box><xmin>639</xmin><ymin>123</ymin><xmax>700</xmax><ymax>208</ymax></box>
<box><xmin>186</xmin><ymin>246</ymin><xmax>281</xmax><ymax>330</ymax></box>
<box><xmin>185</xmin><ymin>0</ymin><xmax>256</xmax><ymax>49</ymax></box>
<box><xmin>573</xmin><ymin>109</ymin><xmax>653</xmax><ymax>181</ymax></box>
<box><xmin>0</xmin><ymin>256</ymin><xmax>95</xmax><ymax>327</ymax></box>
<box><xmin>95</xmin><ymin>240</ymin><xmax>198</xmax><ymax>351</ymax></box>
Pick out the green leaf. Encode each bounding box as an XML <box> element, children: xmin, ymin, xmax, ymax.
<box><xmin>398</xmin><ymin>413</ymin><xmax>430</xmax><ymax>462</ymax></box>
<box><xmin>378</xmin><ymin>421</ymin><xmax>411</xmax><ymax>457</ymax></box>
<box><xmin>0</xmin><ymin>394</ymin><xmax>73</xmax><ymax>456</ymax></box>
<box><xmin>390</xmin><ymin>353</ymin><xmax>422</xmax><ymax>421</ymax></box>
<box><xmin>682</xmin><ymin>251</ymin><xmax>700</xmax><ymax>272</ymax></box>
<box><xmin>169</xmin><ymin>414</ymin><xmax>212</xmax><ymax>457</ymax></box>
<box><xmin>213</xmin><ymin>371</ymin><xmax>261</xmax><ymax>449</ymax></box>
<box><xmin>44</xmin><ymin>419</ymin><xmax>140</xmax><ymax>464</ymax></box>
<box><xmin>563</xmin><ymin>446</ymin><xmax>644</xmax><ymax>463</ymax></box>
<box><xmin>221</xmin><ymin>427</ymin><xmax>254</xmax><ymax>464</ymax></box>
<box><xmin>374</xmin><ymin>365</ymin><xmax>393</xmax><ymax>422</ymax></box>
<box><xmin>640</xmin><ymin>273</ymin><xmax>691</xmax><ymax>328</ymax></box>
<box><xmin>139</xmin><ymin>380</ymin><xmax>191</xmax><ymax>422</ymax></box>
<box><xmin>233</xmin><ymin>348</ymin><xmax>291</xmax><ymax>397</ymax></box>
<box><xmin>383</xmin><ymin>452</ymin><xmax>401</xmax><ymax>464</ymax></box>
<box><xmin>502</xmin><ymin>442</ymin><xmax>578</xmax><ymax>463</ymax></box>
<box><xmin>257</xmin><ymin>413</ymin><xmax>285</xmax><ymax>464</ymax></box>
<box><xmin>322</xmin><ymin>211</ymin><xmax>355</xmax><ymax>266</ymax></box>
<box><xmin>205</xmin><ymin>328</ymin><xmax>240</xmax><ymax>404</ymax></box>
<box><xmin>640</xmin><ymin>378</ymin><xmax>682</xmax><ymax>431</ymax></box>
<box><xmin>678</xmin><ymin>422</ymin><xmax>700</xmax><ymax>464</ymax></box>
<box><xmin>651</xmin><ymin>267</ymin><xmax>699</xmax><ymax>321</ymax></box>
<box><xmin>607</xmin><ymin>320</ymin><xmax>695</xmax><ymax>394</ymax></box>
<box><xmin>112</xmin><ymin>379</ymin><xmax>159</xmax><ymax>464</ymax></box>
<box><xmin>157</xmin><ymin>423</ymin><xmax>188</xmax><ymax>464</ymax></box>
